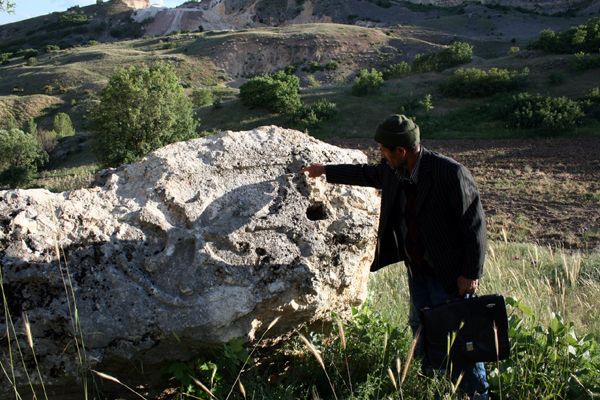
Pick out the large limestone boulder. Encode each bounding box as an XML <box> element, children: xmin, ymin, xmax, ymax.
<box><xmin>0</xmin><ymin>127</ymin><xmax>379</xmax><ymax>394</ymax></box>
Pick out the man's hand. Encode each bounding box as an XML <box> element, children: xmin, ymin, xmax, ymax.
<box><xmin>301</xmin><ymin>163</ymin><xmax>326</xmax><ymax>178</ymax></box>
<box><xmin>457</xmin><ymin>276</ymin><xmax>479</xmax><ymax>296</ymax></box>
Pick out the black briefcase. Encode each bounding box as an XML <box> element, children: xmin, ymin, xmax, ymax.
<box><xmin>420</xmin><ymin>294</ymin><xmax>510</xmax><ymax>368</ymax></box>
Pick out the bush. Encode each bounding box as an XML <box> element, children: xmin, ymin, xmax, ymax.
<box><xmin>17</xmin><ymin>48</ymin><xmax>38</xmax><ymax>59</ymax></box>
<box><xmin>92</xmin><ymin>62</ymin><xmax>197</xmax><ymax>167</ymax></box>
<box><xmin>45</xmin><ymin>44</ymin><xmax>60</xmax><ymax>53</ymax></box>
<box><xmin>59</xmin><ymin>11</ymin><xmax>89</xmax><ymax>27</ymax></box>
<box><xmin>351</xmin><ymin>68</ymin><xmax>384</xmax><ymax>96</ymax></box>
<box><xmin>37</xmin><ymin>129</ymin><xmax>58</xmax><ymax>153</ymax></box>
<box><xmin>382</xmin><ymin>61</ymin><xmax>411</xmax><ymax>80</ymax></box>
<box><xmin>572</xmin><ymin>51</ymin><xmax>600</xmax><ymax>71</ymax></box>
<box><xmin>508</xmin><ymin>46</ymin><xmax>520</xmax><ymax>55</ymax></box>
<box><xmin>506</xmin><ymin>93</ymin><xmax>585</xmax><ymax>130</ymax></box>
<box><xmin>440</xmin><ymin>67</ymin><xmax>529</xmax><ymax>98</ymax></box>
<box><xmin>53</xmin><ymin>113</ymin><xmax>75</xmax><ymax>138</ymax></box>
<box><xmin>26</xmin><ymin>57</ymin><xmax>37</xmax><ymax>66</ymax></box>
<box><xmin>0</xmin><ymin>52</ymin><xmax>12</xmax><ymax>64</ymax></box>
<box><xmin>191</xmin><ymin>88</ymin><xmax>214</xmax><ymax>107</ymax></box>
<box><xmin>530</xmin><ymin>17</ymin><xmax>600</xmax><ymax>54</ymax></box>
<box><xmin>293</xmin><ymin>99</ymin><xmax>337</xmax><ymax>126</ymax></box>
<box><xmin>580</xmin><ymin>87</ymin><xmax>600</xmax><ymax>119</ymax></box>
<box><xmin>239</xmin><ymin>71</ymin><xmax>301</xmax><ymax>114</ymax></box>
<box><xmin>0</xmin><ymin>129</ymin><xmax>48</xmax><ymax>187</ymax></box>
<box><xmin>325</xmin><ymin>60</ymin><xmax>339</xmax><ymax>70</ymax></box>
<box><xmin>413</xmin><ymin>41</ymin><xmax>473</xmax><ymax>73</ymax></box>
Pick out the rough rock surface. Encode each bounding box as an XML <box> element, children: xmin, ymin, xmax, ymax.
<box><xmin>0</xmin><ymin>127</ymin><xmax>379</xmax><ymax>393</ymax></box>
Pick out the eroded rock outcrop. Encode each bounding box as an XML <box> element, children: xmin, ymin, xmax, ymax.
<box><xmin>0</xmin><ymin>127</ymin><xmax>379</xmax><ymax>393</ymax></box>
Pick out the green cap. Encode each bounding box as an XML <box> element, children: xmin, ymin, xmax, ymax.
<box><xmin>374</xmin><ymin>114</ymin><xmax>420</xmax><ymax>148</ymax></box>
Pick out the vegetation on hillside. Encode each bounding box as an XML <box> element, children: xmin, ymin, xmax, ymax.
<box><xmin>531</xmin><ymin>17</ymin><xmax>600</xmax><ymax>54</ymax></box>
<box><xmin>0</xmin><ymin>128</ymin><xmax>47</xmax><ymax>186</ymax></box>
<box><xmin>91</xmin><ymin>61</ymin><xmax>197</xmax><ymax>167</ymax></box>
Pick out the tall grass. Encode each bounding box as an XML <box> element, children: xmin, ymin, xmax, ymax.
<box><xmin>3</xmin><ymin>235</ymin><xmax>598</xmax><ymax>399</ymax></box>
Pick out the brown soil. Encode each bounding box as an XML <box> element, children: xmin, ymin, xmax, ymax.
<box><xmin>328</xmin><ymin>137</ymin><xmax>600</xmax><ymax>252</ymax></box>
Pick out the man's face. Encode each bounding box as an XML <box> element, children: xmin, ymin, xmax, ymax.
<box><xmin>379</xmin><ymin>144</ymin><xmax>407</xmax><ymax>170</ymax></box>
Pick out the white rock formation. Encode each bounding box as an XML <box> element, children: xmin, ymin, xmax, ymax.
<box><xmin>0</xmin><ymin>127</ymin><xmax>379</xmax><ymax>392</ymax></box>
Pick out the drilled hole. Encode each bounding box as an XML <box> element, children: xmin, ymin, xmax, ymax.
<box><xmin>306</xmin><ymin>202</ymin><xmax>328</xmax><ymax>221</ymax></box>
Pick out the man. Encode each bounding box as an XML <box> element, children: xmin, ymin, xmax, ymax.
<box><xmin>302</xmin><ymin>114</ymin><xmax>489</xmax><ymax>399</ymax></box>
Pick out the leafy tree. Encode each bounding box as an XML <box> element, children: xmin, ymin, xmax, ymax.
<box><xmin>0</xmin><ymin>0</ymin><xmax>15</xmax><ymax>13</ymax></box>
<box><xmin>239</xmin><ymin>71</ymin><xmax>301</xmax><ymax>114</ymax></box>
<box><xmin>0</xmin><ymin>128</ymin><xmax>48</xmax><ymax>187</ymax></box>
<box><xmin>351</xmin><ymin>68</ymin><xmax>384</xmax><ymax>96</ymax></box>
<box><xmin>92</xmin><ymin>62</ymin><xmax>197</xmax><ymax>167</ymax></box>
<box><xmin>530</xmin><ymin>17</ymin><xmax>600</xmax><ymax>54</ymax></box>
<box><xmin>53</xmin><ymin>112</ymin><xmax>75</xmax><ymax>138</ymax></box>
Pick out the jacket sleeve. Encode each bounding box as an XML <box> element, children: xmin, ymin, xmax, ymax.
<box><xmin>325</xmin><ymin>161</ymin><xmax>387</xmax><ymax>189</ymax></box>
<box><xmin>450</xmin><ymin>165</ymin><xmax>487</xmax><ymax>280</ymax></box>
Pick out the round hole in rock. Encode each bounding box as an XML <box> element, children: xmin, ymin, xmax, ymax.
<box><xmin>306</xmin><ymin>202</ymin><xmax>328</xmax><ymax>221</ymax></box>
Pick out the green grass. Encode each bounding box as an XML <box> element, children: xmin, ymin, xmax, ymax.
<box><xmin>370</xmin><ymin>241</ymin><xmax>600</xmax><ymax>338</ymax></box>
<box><xmin>159</xmin><ymin>239</ymin><xmax>600</xmax><ymax>399</ymax></box>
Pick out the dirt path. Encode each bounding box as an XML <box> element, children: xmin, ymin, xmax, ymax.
<box><xmin>327</xmin><ymin>137</ymin><xmax>600</xmax><ymax>251</ymax></box>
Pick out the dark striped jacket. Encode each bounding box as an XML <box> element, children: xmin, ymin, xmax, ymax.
<box><xmin>325</xmin><ymin>147</ymin><xmax>486</xmax><ymax>294</ymax></box>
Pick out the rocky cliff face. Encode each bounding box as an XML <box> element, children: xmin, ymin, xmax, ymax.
<box><xmin>406</xmin><ymin>0</ymin><xmax>594</xmax><ymax>14</ymax></box>
<box><xmin>0</xmin><ymin>127</ymin><xmax>379</xmax><ymax>395</ymax></box>
<box><xmin>120</xmin><ymin>0</ymin><xmax>151</xmax><ymax>9</ymax></box>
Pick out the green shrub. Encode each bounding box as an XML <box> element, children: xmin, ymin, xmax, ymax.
<box><xmin>506</xmin><ymin>93</ymin><xmax>584</xmax><ymax>130</ymax></box>
<box><xmin>508</xmin><ymin>46</ymin><xmax>520</xmax><ymax>55</ymax></box>
<box><xmin>45</xmin><ymin>44</ymin><xmax>60</xmax><ymax>53</ymax></box>
<box><xmin>306</xmin><ymin>74</ymin><xmax>320</xmax><ymax>88</ymax></box>
<box><xmin>17</xmin><ymin>48</ymin><xmax>38</xmax><ymax>59</ymax></box>
<box><xmin>191</xmin><ymin>88</ymin><xmax>214</xmax><ymax>107</ymax></box>
<box><xmin>160</xmin><ymin>41</ymin><xmax>178</xmax><ymax>50</ymax></box>
<box><xmin>419</xmin><ymin>93</ymin><xmax>434</xmax><ymax>113</ymax></box>
<box><xmin>440</xmin><ymin>67</ymin><xmax>529</xmax><ymax>98</ymax></box>
<box><xmin>0</xmin><ymin>128</ymin><xmax>48</xmax><ymax>187</ymax></box>
<box><xmin>305</xmin><ymin>61</ymin><xmax>323</xmax><ymax>72</ymax></box>
<box><xmin>580</xmin><ymin>87</ymin><xmax>600</xmax><ymax>119</ymax></box>
<box><xmin>351</xmin><ymin>68</ymin><xmax>384</xmax><ymax>96</ymax></box>
<box><xmin>239</xmin><ymin>71</ymin><xmax>301</xmax><ymax>114</ymax></box>
<box><xmin>59</xmin><ymin>11</ymin><xmax>89</xmax><ymax>27</ymax></box>
<box><xmin>530</xmin><ymin>17</ymin><xmax>600</xmax><ymax>54</ymax></box>
<box><xmin>92</xmin><ymin>62</ymin><xmax>197</xmax><ymax>167</ymax></box>
<box><xmin>325</xmin><ymin>60</ymin><xmax>339</xmax><ymax>70</ymax></box>
<box><xmin>413</xmin><ymin>41</ymin><xmax>473</xmax><ymax>73</ymax></box>
<box><xmin>23</xmin><ymin>118</ymin><xmax>37</xmax><ymax>136</ymax></box>
<box><xmin>53</xmin><ymin>113</ymin><xmax>75</xmax><ymax>138</ymax></box>
<box><xmin>572</xmin><ymin>51</ymin><xmax>600</xmax><ymax>71</ymax></box>
<box><xmin>382</xmin><ymin>61</ymin><xmax>411</xmax><ymax>80</ymax></box>
<box><xmin>25</xmin><ymin>57</ymin><xmax>37</xmax><ymax>66</ymax></box>
<box><xmin>87</xmin><ymin>40</ymin><xmax>99</xmax><ymax>46</ymax></box>
<box><xmin>293</xmin><ymin>99</ymin><xmax>337</xmax><ymax>126</ymax></box>
<box><xmin>0</xmin><ymin>52</ymin><xmax>12</xmax><ymax>64</ymax></box>
<box><xmin>284</xmin><ymin>64</ymin><xmax>298</xmax><ymax>75</ymax></box>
